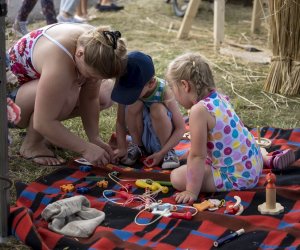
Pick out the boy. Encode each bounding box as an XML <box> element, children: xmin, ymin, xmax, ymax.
<box><xmin>111</xmin><ymin>51</ymin><xmax>185</xmax><ymax>169</ymax></box>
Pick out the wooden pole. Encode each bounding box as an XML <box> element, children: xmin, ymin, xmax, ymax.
<box><xmin>0</xmin><ymin>0</ymin><xmax>9</xmax><ymax>243</ymax></box>
<box><xmin>177</xmin><ymin>0</ymin><xmax>202</xmax><ymax>39</ymax></box>
<box><xmin>251</xmin><ymin>0</ymin><xmax>264</xmax><ymax>33</ymax></box>
<box><xmin>213</xmin><ymin>0</ymin><xmax>225</xmax><ymax>47</ymax></box>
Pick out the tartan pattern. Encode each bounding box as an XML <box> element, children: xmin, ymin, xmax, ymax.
<box><xmin>9</xmin><ymin>126</ymin><xmax>300</xmax><ymax>249</ymax></box>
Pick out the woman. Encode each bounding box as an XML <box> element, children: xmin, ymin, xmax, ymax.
<box><xmin>8</xmin><ymin>23</ymin><xmax>127</xmax><ymax>166</ymax></box>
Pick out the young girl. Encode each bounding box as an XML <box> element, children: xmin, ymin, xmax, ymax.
<box><xmin>111</xmin><ymin>51</ymin><xmax>185</xmax><ymax>169</ymax></box>
<box><xmin>8</xmin><ymin>23</ymin><xmax>127</xmax><ymax>166</ymax></box>
<box><xmin>167</xmin><ymin>53</ymin><xmax>295</xmax><ymax>203</ymax></box>
<box><xmin>166</xmin><ymin>52</ymin><xmax>278</xmax><ymax>204</ymax></box>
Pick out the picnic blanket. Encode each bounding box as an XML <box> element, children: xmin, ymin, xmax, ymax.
<box><xmin>9</xmin><ymin>127</ymin><xmax>300</xmax><ymax>250</ymax></box>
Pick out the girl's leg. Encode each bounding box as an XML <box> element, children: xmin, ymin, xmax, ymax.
<box><xmin>40</xmin><ymin>0</ymin><xmax>57</xmax><ymax>24</ymax></box>
<box><xmin>171</xmin><ymin>164</ymin><xmax>216</xmax><ymax>193</ymax></box>
<box><xmin>261</xmin><ymin>147</ymin><xmax>295</xmax><ymax>170</ymax></box>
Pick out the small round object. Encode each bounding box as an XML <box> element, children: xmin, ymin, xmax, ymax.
<box><xmin>255</xmin><ymin>137</ymin><xmax>272</xmax><ymax>148</ymax></box>
<box><xmin>79</xmin><ymin>165</ymin><xmax>92</xmax><ymax>172</ymax></box>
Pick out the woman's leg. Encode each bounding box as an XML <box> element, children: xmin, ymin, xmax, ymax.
<box><xmin>15</xmin><ymin>0</ymin><xmax>38</xmax><ymax>22</ymax></box>
<box><xmin>14</xmin><ymin>80</ymin><xmax>64</xmax><ymax>165</ymax></box>
<box><xmin>40</xmin><ymin>0</ymin><xmax>57</xmax><ymax>24</ymax></box>
<box><xmin>60</xmin><ymin>0</ymin><xmax>80</xmax><ymax>16</ymax></box>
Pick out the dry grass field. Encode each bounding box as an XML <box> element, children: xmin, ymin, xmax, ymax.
<box><xmin>2</xmin><ymin>0</ymin><xmax>300</xmax><ymax>248</ymax></box>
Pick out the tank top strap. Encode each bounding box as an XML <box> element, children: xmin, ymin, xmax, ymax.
<box><xmin>42</xmin><ymin>23</ymin><xmax>75</xmax><ymax>63</ymax></box>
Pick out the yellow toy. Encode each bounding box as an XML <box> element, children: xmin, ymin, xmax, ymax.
<box><xmin>135</xmin><ymin>179</ymin><xmax>169</xmax><ymax>194</ymax></box>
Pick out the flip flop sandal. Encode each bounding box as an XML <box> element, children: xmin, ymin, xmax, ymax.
<box><xmin>267</xmin><ymin>149</ymin><xmax>295</xmax><ymax>170</ymax></box>
<box><xmin>23</xmin><ymin>154</ymin><xmax>66</xmax><ymax>167</ymax></box>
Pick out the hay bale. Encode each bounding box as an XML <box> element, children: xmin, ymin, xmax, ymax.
<box><xmin>264</xmin><ymin>0</ymin><xmax>300</xmax><ymax>95</ymax></box>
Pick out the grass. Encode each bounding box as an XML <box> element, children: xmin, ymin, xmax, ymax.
<box><xmin>2</xmin><ymin>0</ymin><xmax>300</xmax><ymax>248</ymax></box>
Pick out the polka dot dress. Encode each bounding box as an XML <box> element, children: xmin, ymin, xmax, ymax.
<box><xmin>199</xmin><ymin>90</ymin><xmax>263</xmax><ymax>191</ymax></box>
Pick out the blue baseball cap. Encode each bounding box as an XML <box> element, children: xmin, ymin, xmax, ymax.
<box><xmin>111</xmin><ymin>51</ymin><xmax>155</xmax><ymax>105</ymax></box>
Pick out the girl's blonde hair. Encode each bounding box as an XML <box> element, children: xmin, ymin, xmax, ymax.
<box><xmin>166</xmin><ymin>52</ymin><xmax>215</xmax><ymax>99</ymax></box>
<box><xmin>78</xmin><ymin>26</ymin><xmax>127</xmax><ymax>78</ymax></box>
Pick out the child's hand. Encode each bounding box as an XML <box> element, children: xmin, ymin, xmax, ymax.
<box><xmin>175</xmin><ymin>191</ymin><xmax>197</xmax><ymax>204</ymax></box>
<box><xmin>112</xmin><ymin>147</ymin><xmax>127</xmax><ymax>164</ymax></box>
<box><xmin>144</xmin><ymin>152</ymin><xmax>163</xmax><ymax>167</ymax></box>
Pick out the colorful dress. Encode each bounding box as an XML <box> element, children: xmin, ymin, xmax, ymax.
<box><xmin>199</xmin><ymin>90</ymin><xmax>263</xmax><ymax>191</ymax></box>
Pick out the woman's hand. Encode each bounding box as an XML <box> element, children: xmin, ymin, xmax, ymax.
<box><xmin>144</xmin><ymin>151</ymin><xmax>164</xmax><ymax>167</ymax></box>
<box><xmin>175</xmin><ymin>191</ymin><xmax>198</xmax><ymax>204</ymax></box>
<box><xmin>90</xmin><ymin>137</ymin><xmax>114</xmax><ymax>158</ymax></box>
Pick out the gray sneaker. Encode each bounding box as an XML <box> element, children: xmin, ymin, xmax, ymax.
<box><xmin>13</xmin><ymin>21</ymin><xmax>28</xmax><ymax>37</ymax></box>
<box><xmin>162</xmin><ymin>149</ymin><xmax>180</xmax><ymax>169</ymax></box>
<box><xmin>121</xmin><ymin>143</ymin><xmax>142</xmax><ymax>165</ymax></box>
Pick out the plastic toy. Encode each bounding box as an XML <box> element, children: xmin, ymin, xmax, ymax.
<box><xmin>60</xmin><ymin>184</ymin><xmax>75</xmax><ymax>193</ymax></box>
<box><xmin>97</xmin><ymin>180</ymin><xmax>108</xmax><ymax>188</ymax></box>
<box><xmin>85</xmin><ymin>176</ymin><xmax>106</xmax><ymax>182</ymax></box>
<box><xmin>255</xmin><ymin>126</ymin><xmax>271</xmax><ymax>148</ymax></box>
<box><xmin>193</xmin><ymin>200</ymin><xmax>215</xmax><ymax>212</ymax></box>
<box><xmin>74</xmin><ymin>158</ymin><xmax>93</xmax><ymax>165</ymax></box>
<box><xmin>224</xmin><ymin>196</ymin><xmax>244</xmax><ymax>215</ymax></box>
<box><xmin>76</xmin><ymin>186</ymin><xmax>90</xmax><ymax>194</ymax></box>
<box><xmin>135</xmin><ymin>179</ymin><xmax>169</xmax><ymax>193</ymax></box>
<box><xmin>258</xmin><ymin>172</ymin><xmax>284</xmax><ymax>215</ymax></box>
<box><xmin>79</xmin><ymin>165</ymin><xmax>92</xmax><ymax>172</ymax></box>
<box><xmin>150</xmin><ymin>203</ymin><xmax>192</xmax><ymax>220</ymax></box>
<box><xmin>110</xmin><ymin>171</ymin><xmax>120</xmax><ymax>177</ymax></box>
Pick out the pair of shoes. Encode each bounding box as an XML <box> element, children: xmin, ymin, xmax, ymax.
<box><xmin>121</xmin><ymin>143</ymin><xmax>146</xmax><ymax>165</ymax></box>
<box><xmin>22</xmin><ymin>154</ymin><xmax>66</xmax><ymax>166</ymax></box>
<box><xmin>266</xmin><ymin>149</ymin><xmax>295</xmax><ymax>170</ymax></box>
<box><xmin>56</xmin><ymin>14</ymin><xmax>84</xmax><ymax>23</ymax></box>
<box><xmin>12</xmin><ymin>21</ymin><xmax>28</xmax><ymax>37</ymax></box>
<box><xmin>162</xmin><ymin>149</ymin><xmax>180</xmax><ymax>169</ymax></box>
<box><xmin>95</xmin><ymin>3</ymin><xmax>124</xmax><ymax>12</ymax></box>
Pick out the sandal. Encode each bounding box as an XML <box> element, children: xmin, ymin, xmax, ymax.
<box><xmin>22</xmin><ymin>154</ymin><xmax>66</xmax><ymax>166</ymax></box>
<box><xmin>266</xmin><ymin>149</ymin><xmax>295</xmax><ymax>170</ymax></box>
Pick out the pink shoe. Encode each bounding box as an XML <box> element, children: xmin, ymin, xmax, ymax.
<box><xmin>267</xmin><ymin>149</ymin><xmax>295</xmax><ymax>170</ymax></box>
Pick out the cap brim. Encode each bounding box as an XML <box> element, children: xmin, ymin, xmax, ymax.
<box><xmin>111</xmin><ymin>81</ymin><xmax>144</xmax><ymax>105</ymax></box>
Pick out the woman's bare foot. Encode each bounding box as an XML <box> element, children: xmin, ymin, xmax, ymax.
<box><xmin>20</xmin><ymin>138</ymin><xmax>65</xmax><ymax>166</ymax></box>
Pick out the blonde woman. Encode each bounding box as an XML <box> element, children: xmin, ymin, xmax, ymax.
<box><xmin>7</xmin><ymin>23</ymin><xmax>127</xmax><ymax>166</ymax></box>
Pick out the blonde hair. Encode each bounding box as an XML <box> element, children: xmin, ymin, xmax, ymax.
<box><xmin>166</xmin><ymin>52</ymin><xmax>215</xmax><ymax>99</ymax></box>
<box><xmin>78</xmin><ymin>26</ymin><xmax>127</xmax><ymax>78</ymax></box>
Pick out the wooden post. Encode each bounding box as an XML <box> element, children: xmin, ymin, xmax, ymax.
<box><xmin>177</xmin><ymin>0</ymin><xmax>202</xmax><ymax>39</ymax></box>
<box><xmin>251</xmin><ymin>0</ymin><xmax>264</xmax><ymax>33</ymax></box>
<box><xmin>0</xmin><ymin>0</ymin><xmax>9</xmax><ymax>243</ymax></box>
<box><xmin>213</xmin><ymin>0</ymin><xmax>225</xmax><ymax>47</ymax></box>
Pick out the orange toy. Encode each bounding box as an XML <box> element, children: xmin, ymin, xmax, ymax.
<box><xmin>60</xmin><ymin>184</ymin><xmax>75</xmax><ymax>193</ymax></box>
<box><xmin>258</xmin><ymin>171</ymin><xmax>284</xmax><ymax>215</ymax></box>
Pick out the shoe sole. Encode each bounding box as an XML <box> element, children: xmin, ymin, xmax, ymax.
<box><xmin>273</xmin><ymin>149</ymin><xmax>295</xmax><ymax>170</ymax></box>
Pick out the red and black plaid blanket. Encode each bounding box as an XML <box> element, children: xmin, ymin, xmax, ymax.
<box><xmin>9</xmin><ymin>127</ymin><xmax>300</xmax><ymax>250</ymax></box>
